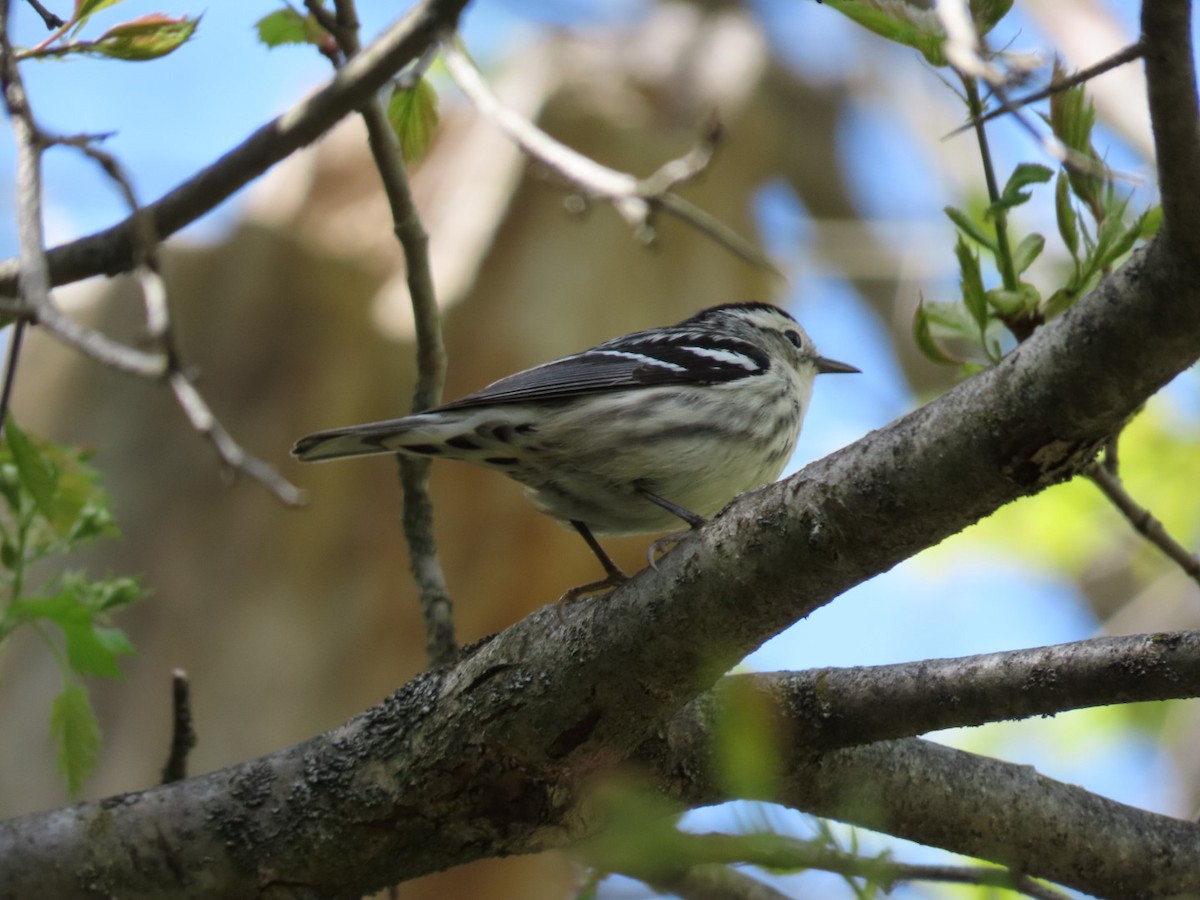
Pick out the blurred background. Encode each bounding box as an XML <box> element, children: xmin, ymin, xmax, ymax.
<box><xmin>0</xmin><ymin>1</ymin><xmax>1195</xmax><ymax>897</ymax></box>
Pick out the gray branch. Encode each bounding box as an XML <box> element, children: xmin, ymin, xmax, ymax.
<box><xmin>319</xmin><ymin>0</ymin><xmax>456</xmax><ymax>665</ymax></box>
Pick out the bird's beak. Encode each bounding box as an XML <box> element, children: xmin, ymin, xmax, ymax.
<box><xmin>815</xmin><ymin>356</ymin><xmax>860</xmax><ymax>375</ymax></box>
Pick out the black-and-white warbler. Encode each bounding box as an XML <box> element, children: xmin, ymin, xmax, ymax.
<box><xmin>292</xmin><ymin>302</ymin><xmax>858</xmax><ymax>598</ymax></box>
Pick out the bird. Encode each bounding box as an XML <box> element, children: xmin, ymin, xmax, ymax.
<box><xmin>292</xmin><ymin>302</ymin><xmax>859</xmax><ymax>602</ymax></box>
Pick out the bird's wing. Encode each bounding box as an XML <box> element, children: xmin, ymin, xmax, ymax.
<box><xmin>434</xmin><ymin>329</ymin><xmax>770</xmax><ymax>410</ymax></box>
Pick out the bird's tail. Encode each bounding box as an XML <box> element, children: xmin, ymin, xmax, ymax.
<box><xmin>292</xmin><ymin>417</ymin><xmax>426</xmax><ymax>462</ymax></box>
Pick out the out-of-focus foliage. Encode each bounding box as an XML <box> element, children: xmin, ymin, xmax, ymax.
<box><xmin>916</xmin><ymin>69</ymin><xmax>1159</xmax><ymax>372</ymax></box>
<box><xmin>256</xmin><ymin>1</ymin><xmax>442</xmax><ymax>162</ymax></box>
<box><xmin>386</xmin><ymin>76</ymin><xmax>440</xmax><ymax>163</ymax></box>
<box><xmin>818</xmin><ymin>0</ymin><xmax>1014</xmax><ymax>67</ymax></box>
<box><xmin>926</xmin><ymin>401</ymin><xmax>1200</xmax><ymax>578</ymax></box>
<box><xmin>18</xmin><ymin>0</ymin><xmax>199</xmax><ymax>62</ymax></box>
<box><xmin>0</xmin><ymin>418</ymin><xmax>142</xmax><ymax>796</ymax></box>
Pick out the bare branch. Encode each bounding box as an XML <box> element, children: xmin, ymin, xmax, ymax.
<box><xmin>645</xmin><ymin>865</ymin><xmax>793</xmax><ymax>900</ymax></box>
<box><xmin>1143</xmin><ymin>0</ymin><xmax>1200</xmax><ymax>258</ymax></box>
<box><xmin>692</xmin><ymin>632</ymin><xmax>1200</xmax><ymax>753</ymax></box>
<box><xmin>944</xmin><ymin>42</ymin><xmax>1147</xmax><ymax>139</ymax></box>
<box><xmin>1087</xmin><ymin>461</ymin><xmax>1200</xmax><ymax>586</ymax></box>
<box><xmin>169</xmin><ymin>371</ymin><xmax>306</xmax><ymax>507</ymax></box>
<box><xmin>161</xmin><ymin>669</ymin><xmax>197</xmax><ymax>784</ymax></box>
<box><xmin>0</xmin><ymin>322</ymin><xmax>26</xmax><ymax>432</ymax></box>
<box><xmin>441</xmin><ymin>36</ymin><xmax>780</xmax><ymax>277</ymax></box>
<box><xmin>317</xmin><ymin>0</ymin><xmax>456</xmax><ymax>665</ymax></box>
<box><xmin>0</xmin><ymin>0</ymin><xmax>52</xmax><ymax>316</ymax></box>
<box><xmin>647</xmin><ymin>703</ymin><xmax>1200</xmax><ymax>898</ymax></box>
<box><xmin>628</xmin><ymin>833</ymin><xmax>1072</xmax><ymax>900</ymax></box>
<box><xmin>22</xmin><ymin>0</ymin><xmax>64</xmax><ymax>30</ymax></box>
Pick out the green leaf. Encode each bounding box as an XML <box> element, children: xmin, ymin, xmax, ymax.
<box><xmin>1048</xmin><ymin>63</ymin><xmax>1097</xmax><ymax>155</ymax></box>
<box><xmin>0</xmin><ymin>462</ymin><xmax>22</xmax><ymax>514</ymax></box>
<box><xmin>817</xmin><ymin>0</ymin><xmax>947</xmax><ymax>66</ymax></box>
<box><xmin>73</xmin><ymin>0</ymin><xmax>124</xmax><ymax>31</ymax></box>
<box><xmin>5</xmin><ymin>418</ymin><xmax>58</xmax><ymax>521</ymax></box>
<box><xmin>386</xmin><ymin>77</ymin><xmax>440</xmax><ymax>163</ymax></box>
<box><xmin>50</xmin><ymin>682</ymin><xmax>101</xmax><ymax>797</ymax></box>
<box><xmin>991</xmin><ymin>163</ymin><xmax>1053</xmax><ymax>217</ymax></box>
<box><xmin>1138</xmin><ymin>205</ymin><xmax>1163</xmax><ymax>240</ymax></box>
<box><xmin>62</xmin><ymin>619</ymin><xmax>132</xmax><ymax>678</ymax></box>
<box><xmin>70</xmin><ymin>572</ymin><xmax>143</xmax><ymax>612</ymax></box>
<box><xmin>1055</xmin><ymin>171</ymin><xmax>1079</xmax><ymax>260</ymax></box>
<box><xmin>986</xmin><ymin>282</ymin><xmax>1039</xmax><ymax>316</ymax></box>
<box><xmin>1003</xmin><ymin>163</ymin><xmax>1054</xmax><ymax>198</ymax></box>
<box><xmin>986</xmin><ymin>191</ymin><xmax>1032</xmax><ymax>219</ymax></box>
<box><xmin>1042</xmin><ymin>287</ymin><xmax>1078</xmax><ymax>320</ymax></box>
<box><xmin>913</xmin><ymin>301</ymin><xmax>962</xmax><ymax>366</ymax></box>
<box><xmin>944</xmin><ymin>205</ymin><xmax>997</xmax><ymax>252</ymax></box>
<box><xmin>87</xmin><ymin>14</ymin><xmax>199</xmax><ymax>61</ymax></box>
<box><xmin>255</xmin><ymin>7</ymin><xmax>324</xmax><ymax>48</ymax></box>
<box><xmin>1090</xmin><ymin>196</ymin><xmax>1141</xmax><ymax>271</ymax></box>
<box><xmin>954</xmin><ymin>236</ymin><xmax>988</xmax><ymax>331</ymax></box>
<box><xmin>66</xmin><ymin>502</ymin><xmax>116</xmax><ymax>543</ymax></box>
<box><xmin>0</xmin><ymin>535</ymin><xmax>18</xmax><ymax>570</ymax></box>
<box><xmin>11</xmin><ymin>588</ymin><xmax>135</xmax><ymax>678</ymax></box>
<box><xmin>1048</xmin><ymin>62</ymin><xmax>1103</xmax><ymax>208</ymax></box>
<box><xmin>1012</xmin><ymin>232</ymin><xmax>1045</xmax><ymax>275</ymax></box>
<box><xmin>970</xmin><ymin>0</ymin><xmax>1014</xmax><ymax>35</ymax></box>
<box><xmin>711</xmin><ymin>679</ymin><xmax>782</xmax><ymax>800</ymax></box>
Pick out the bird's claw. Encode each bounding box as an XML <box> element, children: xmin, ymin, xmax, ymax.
<box><xmin>646</xmin><ymin>527</ymin><xmax>699</xmax><ymax>570</ymax></box>
<box><xmin>555</xmin><ymin>570</ymin><xmax>629</xmax><ymax>623</ymax></box>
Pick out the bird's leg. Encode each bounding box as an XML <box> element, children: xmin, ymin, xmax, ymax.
<box><xmin>638</xmin><ymin>487</ymin><xmax>707</xmax><ymax>568</ymax></box>
<box><xmin>556</xmin><ymin>520</ymin><xmax>629</xmax><ymax>619</ymax></box>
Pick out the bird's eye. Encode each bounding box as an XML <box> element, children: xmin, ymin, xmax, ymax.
<box><xmin>784</xmin><ymin>329</ymin><xmax>803</xmax><ymax>349</ymax></box>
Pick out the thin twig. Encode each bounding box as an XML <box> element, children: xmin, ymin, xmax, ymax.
<box><xmin>0</xmin><ymin>322</ymin><xmax>24</xmax><ymax>436</ymax></box>
<box><xmin>0</xmin><ymin>0</ymin><xmax>51</xmax><ymax>314</ymax></box>
<box><xmin>160</xmin><ymin>669</ymin><xmax>197</xmax><ymax>784</ymax></box>
<box><xmin>46</xmin><ymin>129</ymin><xmax>304</xmax><ymax>503</ymax></box>
<box><xmin>610</xmin><ymin>831</ymin><xmax>1072</xmax><ymax>900</ymax></box>
<box><xmin>440</xmin><ymin>36</ymin><xmax>781</xmax><ymax>278</ymax></box>
<box><xmin>170</xmin><ymin>371</ymin><xmax>307</xmax><ymax>506</ymax></box>
<box><xmin>647</xmin><ymin>864</ymin><xmax>792</xmax><ymax>900</ymax></box>
<box><xmin>73</xmin><ymin>143</ymin><xmax>304</xmax><ymax>503</ymax></box>
<box><xmin>321</xmin><ymin>0</ymin><xmax>456</xmax><ymax>665</ymax></box>
<box><xmin>944</xmin><ymin>42</ymin><xmax>1146</xmax><ymax>139</ymax></box>
<box><xmin>1087</xmin><ymin>462</ymin><xmax>1200</xmax><ymax>587</ymax></box>
<box><xmin>22</xmin><ymin>0</ymin><xmax>63</xmax><ymax>29</ymax></box>
<box><xmin>937</xmin><ymin>7</ymin><xmax>1131</xmax><ymax>185</ymax></box>
<box><xmin>0</xmin><ymin>0</ymin><xmax>162</xmax><ymax>419</ymax></box>
<box><xmin>22</xmin><ymin>301</ymin><xmax>166</xmax><ymax>375</ymax></box>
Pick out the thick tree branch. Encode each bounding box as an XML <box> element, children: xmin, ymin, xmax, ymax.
<box><xmin>645</xmin><ymin>725</ymin><xmax>1200</xmax><ymax>898</ymax></box>
<box><xmin>5</xmin><ymin>631</ymin><xmax>1200</xmax><ymax>896</ymax></box>
<box><xmin>718</xmin><ymin>631</ymin><xmax>1200</xmax><ymax>751</ymax></box>
<box><xmin>1142</xmin><ymin>0</ymin><xmax>1200</xmax><ymax>257</ymax></box>
<box><xmin>0</xmin><ymin>0</ymin><xmax>470</xmax><ymax>296</ymax></box>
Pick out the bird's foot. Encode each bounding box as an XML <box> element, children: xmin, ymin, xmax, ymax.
<box><xmin>555</xmin><ymin>570</ymin><xmax>629</xmax><ymax>623</ymax></box>
<box><xmin>646</xmin><ymin>521</ymin><xmax>707</xmax><ymax>570</ymax></box>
